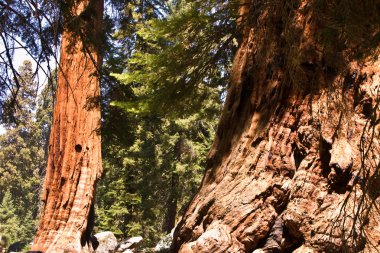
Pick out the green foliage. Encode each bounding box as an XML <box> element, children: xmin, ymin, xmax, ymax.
<box><xmin>97</xmin><ymin>105</ymin><xmax>220</xmax><ymax>245</ymax></box>
<box><xmin>96</xmin><ymin>0</ymin><xmax>237</xmax><ymax>247</ymax></box>
<box><xmin>0</xmin><ymin>61</ymin><xmax>53</xmax><ymax>247</ymax></box>
<box><xmin>0</xmin><ymin>191</ymin><xmax>20</xmax><ymax>247</ymax></box>
<box><xmin>112</xmin><ymin>0</ymin><xmax>238</xmax><ymax>116</ymax></box>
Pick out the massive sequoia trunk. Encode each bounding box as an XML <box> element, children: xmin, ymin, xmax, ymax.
<box><xmin>173</xmin><ymin>0</ymin><xmax>380</xmax><ymax>252</ymax></box>
<box><xmin>31</xmin><ymin>0</ymin><xmax>103</xmax><ymax>252</ymax></box>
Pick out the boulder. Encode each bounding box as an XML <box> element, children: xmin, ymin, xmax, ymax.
<box><xmin>154</xmin><ymin>233</ymin><xmax>173</xmax><ymax>253</ymax></box>
<box><xmin>94</xmin><ymin>231</ymin><xmax>118</xmax><ymax>253</ymax></box>
<box><xmin>115</xmin><ymin>236</ymin><xmax>143</xmax><ymax>253</ymax></box>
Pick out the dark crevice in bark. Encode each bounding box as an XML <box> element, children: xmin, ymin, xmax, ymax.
<box><xmin>329</xmin><ymin>164</ymin><xmax>353</xmax><ymax>194</ymax></box>
<box><xmin>202</xmin><ymin>215</ymin><xmax>212</xmax><ymax>232</ymax></box>
<box><xmin>62</xmin><ymin>192</ymin><xmax>68</xmax><ymax>209</ymax></box>
<box><xmin>300</xmin><ymin>62</ymin><xmax>317</xmax><ymax>73</ymax></box>
<box><xmin>251</xmin><ymin>135</ymin><xmax>264</xmax><ymax>147</ymax></box>
<box><xmin>258</xmin><ymin>186</ymin><xmax>274</xmax><ymax>201</ymax></box>
<box><xmin>274</xmin><ymin>189</ymin><xmax>291</xmax><ymax>214</ymax></box>
<box><xmin>319</xmin><ymin>137</ymin><xmax>332</xmax><ymax>177</ymax></box>
<box><xmin>343</xmin><ymin>72</ymin><xmax>356</xmax><ymax>91</ymax></box>
<box><xmin>81</xmin><ymin>201</ymin><xmax>95</xmax><ymax>247</ymax></box>
<box><xmin>255</xmin><ymin>236</ymin><xmax>268</xmax><ymax>251</ymax></box>
<box><xmin>362</xmin><ymin>99</ymin><xmax>373</xmax><ymax>118</ymax></box>
<box><xmin>252</xmin><ymin>187</ymin><xmax>291</xmax><ymax>252</ymax></box>
<box><xmin>192</xmin><ymin>199</ymin><xmax>215</xmax><ymax>229</ymax></box>
<box><xmin>60</xmin><ymin>177</ymin><xmax>66</xmax><ymax>188</ymax></box>
<box><xmin>292</xmin><ymin>143</ymin><xmax>305</xmax><ymax>170</ymax></box>
<box><xmin>282</xmin><ymin>226</ymin><xmax>305</xmax><ymax>253</ymax></box>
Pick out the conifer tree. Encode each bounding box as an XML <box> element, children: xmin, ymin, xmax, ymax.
<box><xmin>0</xmin><ymin>191</ymin><xmax>20</xmax><ymax>248</ymax></box>
<box><xmin>0</xmin><ymin>60</ymin><xmax>51</xmax><ymax>248</ymax></box>
<box><xmin>97</xmin><ymin>0</ymin><xmax>232</xmax><ymax>245</ymax></box>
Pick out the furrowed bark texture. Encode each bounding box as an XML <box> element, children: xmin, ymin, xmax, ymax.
<box><xmin>31</xmin><ymin>0</ymin><xmax>103</xmax><ymax>252</ymax></box>
<box><xmin>173</xmin><ymin>0</ymin><xmax>380</xmax><ymax>252</ymax></box>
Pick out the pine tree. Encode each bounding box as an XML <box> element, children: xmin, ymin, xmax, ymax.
<box><xmin>96</xmin><ymin>0</ymin><xmax>230</xmax><ymax>245</ymax></box>
<box><xmin>0</xmin><ymin>60</ymin><xmax>53</xmax><ymax>249</ymax></box>
<box><xmin>112</xmin><ymin>0</ymin><xmax>237</xmax><ymax>115</ymax></box>
<box><xmin>97</xmin><ymin>108</ymin><xmax>221</xmax><ymax>245</ymax></box>
<box><xmin>0</xmin><ymin>191</ymin><xmax>20</xmax><ymax>248</ymax></box>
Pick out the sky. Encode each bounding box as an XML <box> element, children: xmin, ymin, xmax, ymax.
<box><xmin>0</xmin><ymin>45</ymin><xmax>57</xmax><ymax>135</ymax></box>
<box><xmin>0</xmin><ymin>49</ymin><xmax>31</xmax><ymax>135</ymax></box>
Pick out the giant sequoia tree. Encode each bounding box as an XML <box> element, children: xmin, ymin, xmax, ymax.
<box><xmin>30</xmin><ymin>0</ymin><xmax>103</xmax><ymax>251</ymax></box>
<box><xmin>173</xmin><ymin>0</ymin><xmax>380</xmax><ymax>252</ymax></box>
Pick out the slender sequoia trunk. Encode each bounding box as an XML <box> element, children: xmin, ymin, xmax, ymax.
<box><xmin>31</xmin><ymin>0</ymin><xmax>103</xmax><ymax>252</ymax></box>
<box><xmin>173</xmin><ymin>0</ymin><xmax>380</xmax><ymax>252</ymax></box>
<box><xmin>164</xmin><ymin>172</ymin><xmax>179</xmax><ymax>233</ymax></box>
<box><xmin>164</xmin><ymin>136</ymin><xmax>186</xmax><ymax>234</ymax></box>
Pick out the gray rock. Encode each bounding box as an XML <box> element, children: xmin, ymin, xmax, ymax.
<box><xmin>94</xmin><ymin>231</ymin><xmax>118</xmax><ymax>253</ymax></box>
<box><xmin>115</xmin><ymin>236</ymin><xmax>143</xmax><ymax>253</ymax></box>
<box><xmin>154</xmin><ymin>232</ymin><xmax>173</xmax><ymax>253</ymax></box>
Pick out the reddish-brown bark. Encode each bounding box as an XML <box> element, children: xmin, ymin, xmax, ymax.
<box><xmin>31</xmin><ymin>0</ymin><xmax>103</xmax><ymax>252</ymax></box>
<box><xmin>173</xmin><ymin>0</ymin><xmax>380</xmax><ymax>252</ymax></box>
